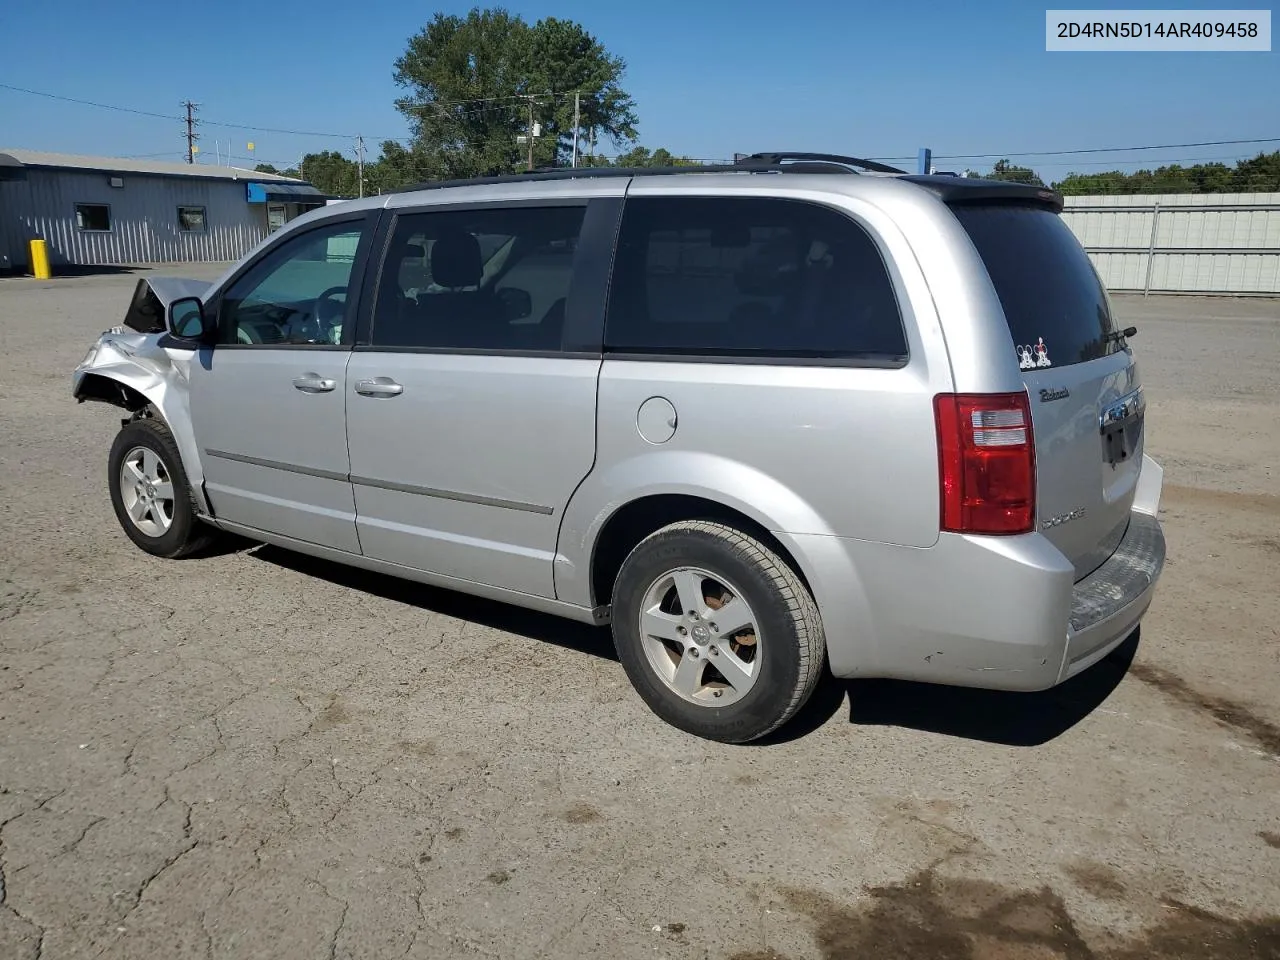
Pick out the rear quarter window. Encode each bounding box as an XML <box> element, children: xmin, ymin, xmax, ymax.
<box><xmin>950</xmin><ymin>204</ymin><xmax>1120</xmax><ymax>370</ymax></box>
<box><xmin>604</xmin><ymin>196</ymin><xmax>908</xmax><ymax>362</ymax></box>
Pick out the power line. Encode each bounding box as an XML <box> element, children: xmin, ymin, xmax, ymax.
<box><xmin>0</xmin><ymin>81</ymin><xmax>402</xmax><ymax>141</ymax></box>
<box><xmin>1032</xmin><ymin>151</ymin><xmax>1276</xmax><ymax>170</ymax></box>
<box><xmin>0</xmin><ymin>80</ymin><xmax>584</xmax><ymax>141</ymax></box>
<box><xmin>6</xmin><ymin>80</ymin><xmax>1276</xmax><ymax>171</ymax></box>
<box><xmin>913</xmin><ymin>137</ymin><xmax>1280</xmax><ymax>162</ymax></box>
<box><xmin>0</xmin><ymin>81</ymin><xmax>182</xmax><ymax>121</ymax></box>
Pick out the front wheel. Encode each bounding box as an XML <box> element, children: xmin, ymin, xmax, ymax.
<box><xmin>107</xmin><ymin>417</ymin><xmax>215</xmax><ymax>559</ymax></box>
<box><xmin>610</xmin><ymin>520</ymin><xmax>826</xmax><ymax>744</ymax></box>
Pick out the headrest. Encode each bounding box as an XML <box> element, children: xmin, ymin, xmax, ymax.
<box><xmin>430</xmin><ymin>228</ymin><xmax>482</xmax><ymax>288</ymax></box>
<box><xmin>393</xmin><ymin>240</ymin><xmax>425</xmax><ymax>262</ymax></box>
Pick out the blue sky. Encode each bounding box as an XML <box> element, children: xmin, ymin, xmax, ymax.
<box><xmin>1</xmin><ymin>0</ymin><xmax>1276</xmax><ymax>184</ymax></box>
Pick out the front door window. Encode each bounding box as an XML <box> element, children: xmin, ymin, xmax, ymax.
<box><xmin>219</xmin><ymin>221</ymin><xmax>363</xmax><ymax>346</ymax></box>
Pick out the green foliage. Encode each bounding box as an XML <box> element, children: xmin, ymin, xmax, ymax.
<box><xmin>982</xmin><ymin>159</ymin><xmax>1046</xmax><ymax>187</ymax></box>
<box><xmin>390</xmin><ymin>6</ymin><xmax>637</xmax><ymax>181</ymax></box>
<box><xmin>1233</xmin><ymin>151</ymin><xmax>1280</xmax><ymax>191</ymax></box>
<box><xmin>608</xmin><ymin>146</ymin><xmax>701</xmax><ymax>167</ymax></box>
<box><xmin>293</xmin><ymin>151</ymin><xmax>362</xmax><ymax>196</ymax></box>
<box><xmin>1054</xmin><ymin>151</ymin><xmax>1280</xmax><ymax>195</ymax></box>
<box><xmin>362</xmin><ymin>140</ymin><xmax>427</xmax><ymax>193</ymax></box>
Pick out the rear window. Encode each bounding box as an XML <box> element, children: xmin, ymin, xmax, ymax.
<box><xmin>950</xmin><ymin>204</ymin><xmax>1119</xmax><ymax>371</ymax></box>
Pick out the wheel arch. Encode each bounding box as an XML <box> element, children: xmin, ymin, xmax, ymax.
<box><xmin>74</xmin><ymin>363</ymin><xmax>211</xmax><ymax>516</ymax></box>
<box><xmin>74</xmin><ymin>372</ymin><xmax>152</xmax><ymax>412</ymax></box>
<box><xmin>589</xmin><ymin>493</ymin><xmax>815</xmax><ymax>611</ymax></box>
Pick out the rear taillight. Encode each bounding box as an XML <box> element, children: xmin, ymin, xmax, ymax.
<box><xmin>934</xmin><ymin>392</ymin><xmax>1036</xmax><ymax>535</ymax></box>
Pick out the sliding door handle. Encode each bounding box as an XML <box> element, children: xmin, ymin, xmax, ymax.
<box><xmin>292</xmin><ymin>374</ymin><xmax>337</xmax><ymax>393</ymax></box>
<box><xmin>354</xmin><ymin>377</ymin><xmax>404</xmax><ymax>398</ymax></box>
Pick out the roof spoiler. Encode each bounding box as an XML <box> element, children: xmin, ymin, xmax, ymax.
<box><xmin>902</xmin><ymin>174</ymin><xmax>1065</xmax><ymax>213</ymax></box>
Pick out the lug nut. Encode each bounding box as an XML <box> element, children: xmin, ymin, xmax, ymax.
<box><xmin>689</xmin><ymin>649</ymin><xmax>700</xmax><ymax>659</ymax></box>
<box><xmin>710</xmin><ymin>647</ymin><xmax>719</xmax><ymax>656</ymax></box>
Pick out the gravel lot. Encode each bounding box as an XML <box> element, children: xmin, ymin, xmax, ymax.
<box><xmin>1</xmin><ymin>266</ymin><xmax>1278</xmax><ymax>960</ymax></box>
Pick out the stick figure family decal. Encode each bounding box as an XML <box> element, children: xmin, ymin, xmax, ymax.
<box><xmin>1017</xmin><ymin>337</ymin><xmax>1052</xmax><ymax>370</ymax></box>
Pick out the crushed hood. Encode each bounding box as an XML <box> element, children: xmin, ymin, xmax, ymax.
<box><xmin>122</xmin><ymin>276</ymin><xmax>214</xmax><ymax>334</ymax></box>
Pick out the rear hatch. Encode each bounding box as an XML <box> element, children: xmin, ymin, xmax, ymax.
<box><xmin>950</xmin><ymin>203</ymin><xmax>1144</xmax><ymax>580</ymax></box>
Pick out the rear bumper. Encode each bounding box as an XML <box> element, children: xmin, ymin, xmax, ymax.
<box><xmin>781</xmin><ymin>460</ymin><xmax>1166</xmax><ymax>690</ymax></box>
<box><xmin>1058</xmin><ymin>511</ymin><xmax>1165</xmax><ymax>681</ymax></box>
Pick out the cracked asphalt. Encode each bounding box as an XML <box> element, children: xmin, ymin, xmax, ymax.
<box><xmin>1</xmin><ymin>267</ymin><xmax>1278</xmax><ymax>960</ymax></box>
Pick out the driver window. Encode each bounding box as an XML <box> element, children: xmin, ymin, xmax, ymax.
<box><xmin>220</xmin><ymin>222</ymin><xmax>364</xmax><ymax>346</ymax></box>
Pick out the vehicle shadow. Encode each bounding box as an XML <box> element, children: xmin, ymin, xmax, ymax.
<box><xmin>244</xmin><ymin>541</ymin><xmax>1139</xmax><ymax>748</ymax></box>
<box><xmin>12</xmin><ymin>264</ymin><xmax>150</xmax><ymax>279</ymax></box>
<box><xmin>248</xmin><ymin>544</ymin><xmax>617</xmax><ymax>663</ymax></box>
<box><xmin>768</xmin><ymin>629</ymin><xmax>1142</xmax><ymax>747</ymax></box>
<box><xmin>57</xmin><ymin>265</ymin><xmax>149</xmax><ymax>277</ymax></box>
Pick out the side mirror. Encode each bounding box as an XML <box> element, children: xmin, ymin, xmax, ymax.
<box><xmin>497</xmin><ymin>287</ymin><xmax>532</xmax><ymax>322</ymax></box>
<box><xmin>167</xmin><ymin>296</ymin><xmax>214</xmax><ymax>342</ymax></box>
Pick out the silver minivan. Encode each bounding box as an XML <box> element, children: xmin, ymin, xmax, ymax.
<box><xmin>72</xmin><ymin>153</ymin><xmax>1166</xmax><ymax>743</ymax></box>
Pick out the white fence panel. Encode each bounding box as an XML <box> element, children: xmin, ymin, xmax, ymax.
<box><xmin>1062</xmin><ymin>193</ymin><xmax>1280</xmax><ymax>296</ymax></box>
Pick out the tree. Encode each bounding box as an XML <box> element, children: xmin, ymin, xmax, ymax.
<box><xmin>391</xmin><ymin>7</ymin><xmax>637</xmax><ymax>180</ymax></box>
<box><xmin>984</xmin><ymin>159</ymin><xmax>1046</xmax><ymax>186</ymax></box>
<box><xmin>608</xmin><ymin>145</ymin><xmax>700</xmax><ymax>167</ymax></box>
<box><xmin>1233</xmin><ymin>151</ymin><xmax>1280</xmax><ymax>192</ymax></box>
<box><xmin>1054</xmin><ymin>171</ymin><xmax>1129</xmax><ymax>195</ymax></box>
<box><xmin>288</xmin><ymin>151</ymin><xmax>360</xmax><ymax>196</ymax></box>
<box><xmin>254</xmin><ymin>163</ymin><xmax>280</xmax><ymax>174</ymax></box>
<box><xmin>362</xmin><ymin>140</ymin><xmax>427</xmax><ymax>194</ymax></box>
<box><xmin>523</xmin><ymin>17</ymin><xmax>638</xmax><ymax>166</ymax></box>
<box><xmin>1052</xmin><ymin>153</ymin><xmax>1280</xmax><ymax>195</ymax></box>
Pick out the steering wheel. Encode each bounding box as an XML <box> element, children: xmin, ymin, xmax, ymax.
<box><xmin>291</xmin><ymin>287</ymin><xmax>347</xmax><ymax>343</ymax></box>
<box><xmin>314</xmin><ymin>286</ymin><xmax>348</xmax><ymax>340</ymax></box>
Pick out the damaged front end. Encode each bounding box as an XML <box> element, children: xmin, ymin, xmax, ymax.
<box><xmin>72</xmin><ymin>275</ymin><xmax>213</xmax><ymax>515</ymax></box>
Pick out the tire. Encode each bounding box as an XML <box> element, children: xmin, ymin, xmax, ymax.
<box><xmin>107</xmin><ymin>416</ymin><xmax>216</xmax><ymax>559</ymax></box>
<box><xmin>610</xmin><ymin>520</ymin><xmax>825</xmax><ymax>744</ymax></box>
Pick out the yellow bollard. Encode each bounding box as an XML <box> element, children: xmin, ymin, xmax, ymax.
<box><xmin>29</xmin><ymin>239</ymin><xmax>51</xmax><ymax>279</ymax></box>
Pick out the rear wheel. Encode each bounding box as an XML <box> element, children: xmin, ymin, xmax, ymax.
<box><xmin>610</xmin><ymin>520</ymin><xmax>825</xmax><ymax>743</ymax></box>
<box><xmin>107</xmin><ymin>417</ymin><xmax>215</xmax><ymax>559</ymax></box>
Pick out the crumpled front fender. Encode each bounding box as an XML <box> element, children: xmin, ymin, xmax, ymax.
<box><xmin>73</xmin><ymin>329</ymin><xmax>211</xmax><ymax>517</ymax></box>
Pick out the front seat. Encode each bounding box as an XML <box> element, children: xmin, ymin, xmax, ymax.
<box><xmin>372</xmin><ymin>240</ymin><xmax>427</xmax><ymax>346</ymax></box>
<box><xmin>428</xmin><ymin>227</ymin><xmax>501</xmax><ymax>346</ymax></box>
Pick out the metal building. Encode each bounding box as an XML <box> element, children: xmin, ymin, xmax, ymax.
<box><xmin>0</xmin><ymin>149</ymin><xmax>330</xmax><ymax>272</ymax></box>
<box><xmin>1063</xmin><ymin>192</ymin><xmax>1280</xmax><ymax>296</ymax></box>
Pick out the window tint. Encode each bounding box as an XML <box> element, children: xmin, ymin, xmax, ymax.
<box><xmin>370</xmin><ymin>205</ymin><xmax>585</xmax><ymax>351</ymax></box>
<box><xmin>604</xmin><ymin>197</ymin><xmax>907</xmax><ymax>360</ymax></box>
<box><xmin>75</xmin><ymin>204</ymin><xmax>111</xmax><ymax>232</ymax></box>
<box><xmin>219</xmin><ymin>221</ymin><xmax>364</xmax><ymax>345</ymax></box>
<box><xmin>950</xmin><ymin>204</ymin><xmax>1119</xmax><ymax>370</ymax></box>
<box><xmin>177</xmin><ymin>206</ymin><xmax>206</xmax><ymax>233</ymax></box>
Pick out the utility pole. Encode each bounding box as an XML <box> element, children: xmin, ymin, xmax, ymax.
<box><xmin>182</xmin><ymin>101</ymin><xmax>200</xmax><ymax>164</ymax></box>
<box><xmin>526</xmin><ymin>96</ymin><xmax>535</xmax><ymax>171</ymax></box>
<box><xmin>356</xmin><ymin>135</ymin><xmax>365</xmax><ymax>198</ymax></box>
<box><xmin>571</xmin><ymin>91</ymin><xmax>581</xmax><ymax>168</ymax></box>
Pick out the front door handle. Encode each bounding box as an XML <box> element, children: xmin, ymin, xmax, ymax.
<box><xmin>354</xmin><ymin>377</ymin><xmax>404</xmax><ymax>398</ymax></box>
<box><xmin>292</xmin><ymin>373</ymin><xmax>337</xmax><ymax>393</ymax></box>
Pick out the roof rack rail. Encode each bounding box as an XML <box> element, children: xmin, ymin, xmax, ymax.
<box><xmin>391</xmin><ymin>164</ymin><xmax>746</xmax><ymax>194</ymax></box>
<box><xmin>733</xmin><ymin>152</ymin><xmax>907</xmax><ymax>175</ymax></box>
<box><xmin>388</xmin><ymin>152</ymin><xmax>905</xmax><ymax>195</ymax></box>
